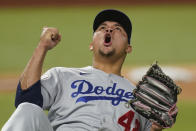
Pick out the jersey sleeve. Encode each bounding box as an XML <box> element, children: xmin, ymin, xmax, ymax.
<box><xmin>140</xmin><ymin>116</ymin><xmax>152</xmax><ymax>131</ymax></box>
<box><xmin>41</xmin><ymin>68</ymin><xmax>61</xmax><ymax>110</ymax></box>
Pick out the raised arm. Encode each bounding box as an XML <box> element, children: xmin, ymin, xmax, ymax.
<box><xmin>20</xmin><ymin>27</ymin><xmax>61</xmax><ymax>90</ymax></box>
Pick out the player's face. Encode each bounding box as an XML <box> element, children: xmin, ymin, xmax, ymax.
<box><xmin>90</xmin><ymin>21</ymin><xmax>131</xmax><ymax>58</ymax></box>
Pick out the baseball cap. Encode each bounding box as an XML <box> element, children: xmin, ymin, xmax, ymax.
<box><xmin>93</xmin><ymin>9</ymin><xmax>132</xmax><ymax>44</ymax></box>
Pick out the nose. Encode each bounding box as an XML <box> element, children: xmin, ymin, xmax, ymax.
<box><xmin>106</xmin><ymin>28</ymin><xmax>113</xmax><ymax>33</ymax></box>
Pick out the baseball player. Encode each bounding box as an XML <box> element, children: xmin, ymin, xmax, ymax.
<box><xmin>2</xmin><ymin>9</ymin><xmax>162</xmax><ymax>131</ymax></box>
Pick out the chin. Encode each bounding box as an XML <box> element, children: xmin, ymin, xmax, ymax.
<box><xmin>98</xmin><ymin>49</ymin><xmax>115</xmax><ymax>57</ymax></box>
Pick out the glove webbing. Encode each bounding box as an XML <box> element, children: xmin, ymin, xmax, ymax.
<box><xmin>145</xmin><ymin>63</ymin><xmax>181</xmax><ymax>95</ymax></box>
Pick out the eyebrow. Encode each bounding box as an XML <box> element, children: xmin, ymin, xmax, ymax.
<box><xmin>114</xmin><ymin>23</ymin><xmax>121</xmax><ymax>27</ymax></box>
<box><xmin>99</xmin><ymin>23</ymin><xmax>122</xmax><ymax>27</ymax></box>
<box><xmin>99</xmin><ymin>23</ymin><xmax>107</xmax><ymax>26</ymax></box>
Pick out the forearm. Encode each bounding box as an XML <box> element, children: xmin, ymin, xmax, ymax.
<box><xmin>19</xmin><ymin>27</ymin><xmax>61</xmax><ymax>90</ymax></box>
<box><xmin>20</xmin><ymin>44</ymin><xmax>47</xmax><ymax>90</ymax></box>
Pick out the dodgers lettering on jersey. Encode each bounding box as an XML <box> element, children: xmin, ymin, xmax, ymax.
<box><xmin>71</xmin><ymin>80</ymin><xmax>134</xmax><ymax>106</ymax></box>
<box><xmin>40</xmin><ymin>66</ymin><xmax>151</xmax><ymax>131</ymax></box>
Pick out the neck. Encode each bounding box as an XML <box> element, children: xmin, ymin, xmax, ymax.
<box><xmin>92</xmin><ymin>56</ymin><xmax>125</xmax><ymax>76</ymax></box>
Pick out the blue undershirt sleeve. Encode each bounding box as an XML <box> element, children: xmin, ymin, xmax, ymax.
<box><xmin>15</xmin><ymin>80</ymin><xmax>43</xmax><ymax>108</ymax></box>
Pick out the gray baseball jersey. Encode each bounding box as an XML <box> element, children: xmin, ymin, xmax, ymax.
<box><xmin>40</xmin><ymin>66</ymin><xmax>151</xmax><ymax>131</ymax></box>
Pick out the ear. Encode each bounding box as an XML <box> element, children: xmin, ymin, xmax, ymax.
<box><xmin>89</xmin><ymin>43</ymin><xmax>93</xmax><ymax>51</ymax></box>
<box><xmin>126</xmin><ymin>45</ymin><xmax>132</xmax><ymax>54</ymax></box>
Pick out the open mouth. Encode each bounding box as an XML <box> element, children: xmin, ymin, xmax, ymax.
<box><xmin>105</xmin><ymin>34</ymin><xmax>111</xmax><ymax>43</ymax></box>
<box><xmin>104</xmin><ymin>33</ymin><xmax>112</xmax><ymax>47</ymax></box>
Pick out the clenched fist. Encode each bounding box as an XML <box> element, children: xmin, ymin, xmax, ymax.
<box><xmin>39</xmin><ymin>27</ymin><xmax>61</xmax><ymax>50</ymax></box>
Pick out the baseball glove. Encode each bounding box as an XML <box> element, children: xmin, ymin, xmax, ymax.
<box><xmin>128</xmin><ymin>62</ymin><xmax>182</xmax><ymax>128</ymax></box>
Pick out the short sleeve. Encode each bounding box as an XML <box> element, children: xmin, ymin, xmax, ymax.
<box><xmin>41</xmin><ymin>68</ymin><xmax>60</xmax><ymax>110</ymax></box>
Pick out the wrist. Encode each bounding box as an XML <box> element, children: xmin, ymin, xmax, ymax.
<box><xmin>151</xmin><ymin>123</ymin><xmax>163</xmax><ymax>131</ymax></box>
<box><xmin>37</xmin><ymin>42</ymin><xmax>50</xmax><ymax>52</ymax></box>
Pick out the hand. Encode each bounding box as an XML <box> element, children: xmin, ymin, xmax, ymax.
<box><xmin>39</xmin><ymin>26</ymin><xmax>61</xmax><ymax>50</ymax></box>
<box><xmin>151</xmin><ymin>122</ymin><xmax>163</xmax><ymax>131</ymax></box>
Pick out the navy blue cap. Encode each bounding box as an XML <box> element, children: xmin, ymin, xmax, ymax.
<box><xmin>93</xmin><ymin>9</ymin><xmax>132</xmax><ymax>44</ymax></box>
